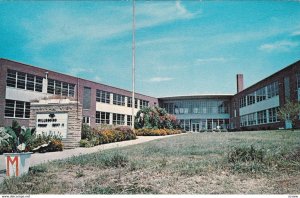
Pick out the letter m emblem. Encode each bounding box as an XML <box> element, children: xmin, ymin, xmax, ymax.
<box><xmin>6</xmin><ymin>156</ymin><xmax>19</xmax><ymax>176</ymax></box>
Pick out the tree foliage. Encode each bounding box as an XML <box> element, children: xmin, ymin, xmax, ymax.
<box><xmin>134</xmin><ymin>106</ymin><xmax>180</xmax><ymax>129</ymax></box>
<box><xmin>277</xmin><ymin>101</ymin><xmax>300</xmax><ymax>129</ymax></box>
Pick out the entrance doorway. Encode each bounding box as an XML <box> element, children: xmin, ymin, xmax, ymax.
<box><xmin>192</xmin><ymin>123</ymin><xmax>200</xmax><ymax>132</ymax></box>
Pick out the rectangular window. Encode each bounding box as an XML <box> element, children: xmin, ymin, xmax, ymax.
<box><xmin>62</xmin><ymin>82</ymin><xmax>69</xmax><ymax>96</ymax></box>
<box><xmin>127</xmin><ymin>115</ymin><xmax>132</xmax><ymax>126</ymax></box>
<box><xmin>240</xmin><ymin>115</ymin><xmax>248</xmax><ymax>127</ymax></box>
<box><xmin>268</xmin><ymin>107</ymin><xmax>279</xmax><ymax>123</ymax></box>
<box><xmin>127</xmin><ymin>97</ymin><xmax>137</xmax><ymax>108</ymax></box>
<box><xmin>239</xmin><ymin>96</ymin><xmax>246</xmax><ymax>108</ymax></box>
<box><xmin>47</xmin><ymin>79</ymin><xmax>55</xmax><ymax>94</ymax></box>
<box><xmin>17</xmin><ymin>72</ymin><xmax>26</xmax><ymax>89</ymax></box>
<box><xmin>55</xmin><ymin>80</ymin><xmax>62</xmax><ymax>95</ymax></box>
<box><xmin>256</xmin><ymin>87</ymin><xmax>266</xmax><ymax>102</ymax></box>
<box><xmin>6</xmin><ymin>70</ymin><xmax>17</xmax><ymax>88</ymax></box>
<box><xmin>6</xmin><ymin>69</ymin><xmax>44</xmax><ymax>92</ymax></box>
<box><xmin>113</xmin><ymin>113</ymin><xmax>125</xmax><ymax>125</ymax></box>
<box><xmin>5</xmin><ymin>100</ymin><xmax>30</xmax><ymax>119</ymax></box>
<box><xmin>47</xmin><ymin>79</ymin><xmax>75</xmax><ymax>97</ymax></box>
<box><xmin>247</xmin><ymin>113</ymin><xmax>256</xmax><ymax>126</ymax></box>
<box><xmin>140</xmin><ymin>100</ymin><xmax>149</xmax><ymax>109</ymax></box>
<box><xmin>96</xmin><ymin>90</ymin><xmax>110</xmax><ymax>103</ymax></box>
<box><xmin>184</xmin><ymin>120</ymin><xmax>190</xmax><ymax>131</ymax></box>
<box><xmin>247</xmin><ymin>93</ymin><xmax>256</xmax><ymax>106</ymax></box>
<box><xmin>35</xmin><ymin>76</ymin><xmax>43</xmax><ymax>92</ymax></box>
<box><xmin>267</xmin><ymin>81</ymin><xmax>279</xmax><ymax>98</ymax></box>
<box><xmin>26</xmin><ymin>74</ymin><xmax>35</xmax><ymax>91</ymax></box>
<box><xmin>96</xmin><ymin>111</ymin><xmax>110</xmax><ymax>124</ymax></box>
<box><xmin>113</xmin><ymin>94</ymin><xmax>125</xmax><ymax>106</ymax></box>
<box><xmin>83</xmin><ymin>87</ymin><xmax>91</xmax><ymax>109</ymax></box>
<box><xmin>69</xmin><ymin>84</ymin><xmax>75</xmax><ymax>97</ymax></box>
<box><xmin>4</xmin><ymin>99</ymin><xmax>15</xmax><ymax>117</ymax></box>
<box><xmin>257</xmin><ymin>110</ymin><xmax>267</xmax><ymax>124</ymax></box>
<box><xmin>127</xmin><ymin>97</ymin><xmax>132</xmax><ymax>107</ymax></box>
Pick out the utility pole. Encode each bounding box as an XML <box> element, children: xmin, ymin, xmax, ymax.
<box><xmin>131</xmin><ymin>0</ymin><xmax>136</xmax><ymax>129</ymax></box>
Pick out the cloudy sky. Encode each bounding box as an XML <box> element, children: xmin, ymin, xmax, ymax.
<box><xmin>0</xmin><ymin>1</ymin><xmax>300</xmax><ymax>97</ymax></box>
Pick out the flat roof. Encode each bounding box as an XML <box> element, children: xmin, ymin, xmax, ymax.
<box><xmin>158</xmin><ymin>94</ymin><xmax>234</xmax><ymax>100</ymax></box>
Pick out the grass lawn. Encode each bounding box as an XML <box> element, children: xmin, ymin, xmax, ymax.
<box><xmin>1</xmin><ymin>130</ymin><xmax>300</xmax><ymax>194</ymax></box>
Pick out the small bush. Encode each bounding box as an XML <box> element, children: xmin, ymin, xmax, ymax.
<box><xmin>82</xmin><ymin>124</ymin><xmax>94</xmax><ymax>140</ymax></box>
<box><xmin>80</xmin><ymin>125</ymin><xmax>136</xmax><ymax>147</ymax></box>
<box><xmin>135</xmin><ymin>128</ymin><xmax>181</xmax><ymax>136</ymax></box>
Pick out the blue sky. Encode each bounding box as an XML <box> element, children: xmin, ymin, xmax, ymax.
<box><xmin>1</xmin><ymin>1</ymin><xmax>300</xmax><ymax>97</ymax></box>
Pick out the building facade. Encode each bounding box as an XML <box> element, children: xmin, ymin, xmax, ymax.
<box><xmin>1</xmin><ymin>58</ymin><xmax>300</xmax><ymax>131</ymax></box>
<box><xmin>230</xmin><ymin>60</ymin><xmax>300</xmax><ymax>130</ymax></box>
<box><xmin>159</xmin><ymin>95</ymin><xmax>232</xmax><ymax>132</ymax></box>
<box><xmin>0</xmin><ymin>59</ymin><xmax>158</xmax><ymax>128</ymax></box>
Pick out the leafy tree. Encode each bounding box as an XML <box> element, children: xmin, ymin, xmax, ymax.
<box><xmin>277</xmin><ymin>101</ymin><xmax>300</xmax><ymax>129</ymax></box>
<box><xmin>134</xmin><ymin>106</ymin><xmax>180</xmax><ymax>129</ymax></box>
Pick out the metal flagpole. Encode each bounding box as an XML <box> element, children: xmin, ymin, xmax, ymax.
<box><xmin>131</xmin><ymin>0</ymin><xmax>136</xmax><ymax>129</ymax></box>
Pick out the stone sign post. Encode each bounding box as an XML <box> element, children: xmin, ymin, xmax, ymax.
<box><xmin>29</xmin><ymin>99</ymin><xmax>82</xmax><ymax>149</ymax></box>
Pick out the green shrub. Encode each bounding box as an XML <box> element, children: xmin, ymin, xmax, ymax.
<box><xmin>80</xmin><ymin>125</ymin><xmax>136</xmax><ymax>148</ymax></box>
<box><xmin>135</xmin><ymin>128</ymin><xmax>181</xmax><ymax>136</ymax></box>
<box><xmin>82</xmin><ymin>124</ymin><xmax>94</xmax><ymax>140</ymax></box>
<box><xmin>80</xmin><ymin>139</ymin><xmax>93</xmax><ymax>147</ymax></box>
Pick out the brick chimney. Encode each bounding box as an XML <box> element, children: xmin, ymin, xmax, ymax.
<box><xmin>236</xmin><ymin>74</ymin><xmax>244</xmax><ymax>93</ymax></box>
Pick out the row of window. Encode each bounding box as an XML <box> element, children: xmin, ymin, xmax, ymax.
<box><xmin>96</xmin><ymin>90</ymin><xmax>149</xmax><ymax>108</ymax></box>
<box><xmin>7</xmin><ymin>69</ymin><xmax>43</xmax><ymax>92</ymax></box>
<box><xmin>162</xmin><ymin>100</ymin><xmax>230</xmax><ymax>115</ymax></box>
<box><xmin>4</xmin><ymin>99</ymin><xmax>30</xmax><ymax>118</ymax></box>
<box><xmin>240</xmin><ymin>107</ymin><xmax>279</xmax><ymax>127</ymax></box>
<box><xmin>178</xmin><ymin>119</ymin><xmax>230</xmax><ymax>131</ymax></box>
<box><xmin>239</xmin><ymin>81</ymin><xmax>279</xmax><ymax>108</ymax></box>
<box><xmin>95</xmin><ymin>111</ymin><xmax>132</xmax><ymax>126</ymax></box>
<box><xmin>47</xmin><ymin>79</ymin><xmax>75</xmax><ymax>97</ymax></box>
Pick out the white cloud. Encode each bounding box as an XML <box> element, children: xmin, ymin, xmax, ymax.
<box><xmin>291</xmin><ymin>30</ymin><xmax>300</xmax><ymax>36</ymax></box>
<box><xmin>195</xmin><ymin>57</ymin><xmax>233</xmax><ymax>64</ymax></box>
<box><xmin>259</xmin><ymin>40</ymin><xmax>299</xmax><ymax>52</ymax></box>
<box><xmin>68</xmin><ymin>67</ymin><xmax>94</xmax><ymax>77</ymax></box>
<box><xmin>21</xmin><ymin>1</ymin><xmax>198</xmax><ymax>49</ymax></box>
<box><xmin>148</xmin><ymin>77</ymin><xmax>174</xmax><ymax>82</ymax></box>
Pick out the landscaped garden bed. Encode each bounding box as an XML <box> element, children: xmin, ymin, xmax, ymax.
<box><xmin>0</xmin><ymin>120</ymin><xmax>63</xmax><ymax>154</ymax></box>
<box><xmin>79</xmin><ymin>125</ymin><xmax>136</xmax><ymax>148</ymax></box>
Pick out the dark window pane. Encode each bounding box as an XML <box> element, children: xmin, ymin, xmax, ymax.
<box><xmin>5</xmin><ymin>100</ymin><xmax>15</xmax><ymax>117</ymax></box>
<box><xmin>35</xmin><ymin>76</ymin><xmax>43</xmax><ymax>92</ymax></box>
<box><xmin>17</xmin><ymin>72</ymin><xmax>26</xmax><ymax>89</ymax></box>
<box><xmin>6</xmin><ymin>70</ymin><xmax>16</xmax><ymax>87</ymax></box>
<box><xmin>55</xmin><ymin>81</ymin><xmax>61</xmax><ymax>95</ymax></box>
<box><xmin>47</xmin><ymin>79</ymin><xmax>55</xmax><ymax>94</ymax></box>
<box><xmin>83</xmin><ymin>87</ymin><xmax>91</xmax><ymax>109</ymax></box>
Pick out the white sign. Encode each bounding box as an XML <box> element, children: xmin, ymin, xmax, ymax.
<box><xmin>36</xmin><ymin>113</ymin><xmax>68</xmax><ymax>138</ymax></box>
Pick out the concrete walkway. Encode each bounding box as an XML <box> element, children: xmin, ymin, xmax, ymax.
<box><xmin>0</xmin><ymin>134</ymin><xmax>184</xmax><ymax>183</ymax></box>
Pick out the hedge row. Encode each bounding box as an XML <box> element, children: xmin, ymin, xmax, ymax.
<box><xmin>80</xmin><ymin>125</ymin><xmax>136</xmax><ymax>148</ymax></box>
<box><xmin>135</xmin><ymin>128</ymin><xmax>182</xmax><ymax>136</ymax></box>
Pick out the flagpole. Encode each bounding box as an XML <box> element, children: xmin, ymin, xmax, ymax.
<box><xmin>131</xmin><ymin>0</ymin><xmax>136</xmax><ymax>129</ymax></box>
